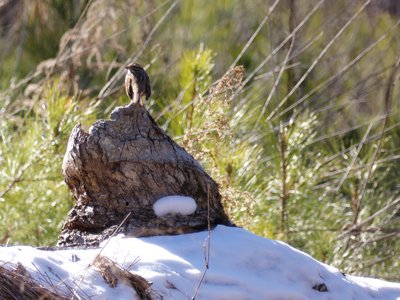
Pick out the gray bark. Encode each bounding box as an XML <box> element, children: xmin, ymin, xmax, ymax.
<box><xmin>58</xmin><ymin>104</ymin><xmax>232</xmax><ymax>247</ymax></box>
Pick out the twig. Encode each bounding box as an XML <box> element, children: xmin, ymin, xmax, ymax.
<box><xmin>304</xmin><ymin>111</ymin><xmax>397</xmax><ymax>147</ymax></box>
<box><xmin>338</xmin><ymin>197</ymin><xmax>400</xmax><ymax>238</ymax></box>
<box><xmin>278</xmin><ymin>18</ymin><xmax>400</xmax><ymax>117</ymax></box>
<box><xmin>229</xmin><ymin>0</ymin><xmax>281</xmax><ymax>69</ymax></box>
<box><xmin>52</xmin><ymin>272</ymin><xmax>77</xmax><ymax>298</ymax></box>
<box><xmin>318</xmin><ymin>154</ymin><xmax>400</xmax><ymax>182</ymax></box>
<box><xmin>253</xmin><ymin>27</ymin><xmax>296</xmax><ymax>130</ymax></box>
<box><xmin>191</xmin><ymin>184</ymin><xmax>211</xmax><ymax>300</ymax></box>
<box><xmin>67</xmin><ymin>212</ymin><xmax>132</xmax><ymax>294</ymax></box>
<box><xmin>126</xmin><ymin>256</ymin><xmax>141</xmax><ymax>271</ymax></box>
<box><xmin>13</xmin><ymin>2</ymin><xmax>28</xmax><ymax>75</ymax></box>
<box><xmin>278</xmin><ymin>122</ymin><xmax>288</xmax><ymax>235</ymax></box>
<box><xmin>0</xmin><ymin>263</ymin><xmax>69</xmax><ymax>300</ymax></box>
<box><xmin>91</xmin><ymin>212</ymin><xmax>132</xmax><ymax>265</ymax></box>
<box><xmin>0</xmin><ymin>161</ymin><xmax>32</xmax><ymax>199</ymax></box>
<box><xmin>68</xmin><ymin>275</ymin><xmax>94</xmax><ymax>300</ymax></box>
<box><xmin>354</xmin><ymin>54</ymin><xmax>400</xmax><ymax>224</ymax></box>
<box><xmin>232</xmin><ymin>0</ymin><xmax>326</xmax><ymax>103</ymax></box>
<box><xmin>93</xmin><ymin>255</ymin><xmax>153</xmax><ymax>299</ymax></box>
<box><xmin>97</xmin><ymin>0</ymin><xmax>178</xmax><ymax>100</ymax></box>
<box><xmin>267</xmin><ymin>0</ymin><xmax>373</xmax><ymax>120</ymax></box>
<box><xmin>46</xmin><ymin>0</ymin><xmax>94</xmax><ymax>79</ymax></box>
<box><xmin>334</xmin><ymin>121</ymin><xmax>374</xmax><ymax>192</ymax></box>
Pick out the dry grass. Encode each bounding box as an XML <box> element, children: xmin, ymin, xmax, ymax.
<box><xmin>0</xmin><ymin>262</ymin><xmax>69</xmax><ymax>300</ymax></box>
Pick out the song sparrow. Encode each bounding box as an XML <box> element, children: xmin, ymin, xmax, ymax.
<box><xmin>125</xmin><ymin>63</ymin><xmax>151</xmax><ymax>106</ymax></box>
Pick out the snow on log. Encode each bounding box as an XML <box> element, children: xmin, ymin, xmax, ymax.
<box><xmin>153</xmin><ymin>196</ymin><xmax>197</xmax><ymax>217</ymax></box>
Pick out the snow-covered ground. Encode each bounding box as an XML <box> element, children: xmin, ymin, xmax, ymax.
<box><xmin>1</xmin><ymin>225</ymin><xmax>399</xmax><ymax>299</ymax></box>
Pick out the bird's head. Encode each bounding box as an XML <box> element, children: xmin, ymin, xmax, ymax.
<box><xmin>125</xmin><ymin>63</ymin><xmax>145</xmax><ymax>75</ymax></box>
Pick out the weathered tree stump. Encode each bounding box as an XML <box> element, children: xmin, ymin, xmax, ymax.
<box><xmin>58</xmin><ymin>104</ymin><xmax>232</xmax><ymax>247</ymax></box>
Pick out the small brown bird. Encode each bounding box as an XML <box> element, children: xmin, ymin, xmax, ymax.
<box><xmin>125</xmin><ymin>63</ymin><xmax>151</xmax><ymax>106</ymax></box>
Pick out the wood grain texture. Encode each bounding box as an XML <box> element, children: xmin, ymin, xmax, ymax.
<box><xmin>58</xmin><ymin>104</ymin><xmax>232</xmax><ymax>247</ymax></box>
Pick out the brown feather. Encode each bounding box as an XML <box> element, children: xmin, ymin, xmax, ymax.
<box><xmin>125</xmin><ymin>63</ymin><xmax>151</xmax><ymax>106</ymax></box>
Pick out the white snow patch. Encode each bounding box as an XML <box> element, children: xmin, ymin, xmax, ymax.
<box><xmin>153</xmin><ymin>195</ymin><xmax>197</xmax><ymax>217</ymax></box>
<box><xmin>1</xmin><ymin>226</ymin><xmax>400</xmax><ymax>299</ymax></box>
